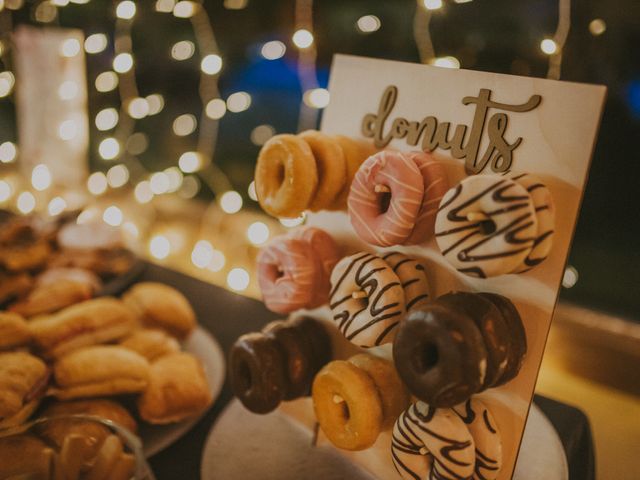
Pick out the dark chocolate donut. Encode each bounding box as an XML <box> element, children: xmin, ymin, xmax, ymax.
<box><xmin>228</xmin><ymin>333</ymin><xmax>287</xmax><ymax>414</ymax></box>
<box><xmin>393</xmin><ymin>305</ymin><xmax>487</xmax><ymax>407</ymax></box>
<box><xmin>479</xmin><ymin>292</ymin><xmax>527</xmax><ymax>386</ymax></box>
<box><xmin>263</xmin><ymin>320</ymin><xmax>315</xmax><ymax>399</ymax></box>
<box><xmin>437</xmin><ymin>292</ymin><xmax>511</xmax><ymax>388</ymax></box>
<box><xmin>290</xmin><ymin>316</ymin><xmax>332</xmax><ymax>371</ymax></box>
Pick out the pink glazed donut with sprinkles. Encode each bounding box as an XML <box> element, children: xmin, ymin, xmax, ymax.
<box><xmin>257</xmin><ymin>237</ymin><xmax>322</xmax><ymax>314</ymax></box>
<box><xmin>348</xmin><ymin>151</ymin><xmax>424</xmax><ymax>247</ymax></box>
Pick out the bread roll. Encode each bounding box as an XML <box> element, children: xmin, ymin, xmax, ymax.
<box><xmin>120</xmin><ymin>328</ymin><xmax>181</xmax><ymax>361</ymax></box>
<box><xmin>0</xmin><ymin>351</ymin><xmax>49</xmax><ymax>428</ymax></box>
<box><xmin>0</xmin><ymin>312</ymin><xmax>31</xmax><ymax>350</ymax></box>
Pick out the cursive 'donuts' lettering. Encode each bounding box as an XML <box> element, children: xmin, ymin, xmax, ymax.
<box><xmin>361</xmin><ymin>86</ymin><xmax>541</xmax><ymax>173</ymax></box>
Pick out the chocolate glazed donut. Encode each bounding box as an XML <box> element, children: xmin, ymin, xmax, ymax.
<box><xmin>393</xmin><ymin>305</ymin><xmax>487</xmax><ymax>407</ymax></box>
<box><xmin>290</xmin><ymin>316</ymin><xmax>333</xmax><ymax>372</ymax></box>
<box><xmin>229</xmin><ymin>333</ymin><xmax>287</xmax><ymax>414</ymax></box>
<box><xmin>263</xmin><ymin>320</ymin><xmax>316</xmax><ymax>399</ymax></box>
<box><xmin>479</xmin><ymin>292</ymin><xmax>527</xmax><ymax>385</ymax></box>
<box><xmin>437</xmin><ymin>292</ymin><xmax>511</xmax><ymax>388</ymax></box>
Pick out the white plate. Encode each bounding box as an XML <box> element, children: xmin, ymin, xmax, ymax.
<box><xmin>139</xmin><ymin>326</ymin><xmax>226</xmax><ymax>458</ymax></box>
<box><xmin>200</xmin><ymin>399</ymin><xmax>568</xmax><ymax>480</ymax></box>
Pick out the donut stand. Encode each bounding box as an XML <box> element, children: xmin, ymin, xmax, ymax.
<box><xmin>217</xmin><ymin>55</ymin><xmax>606</xmax><ymax>479</ymax></box>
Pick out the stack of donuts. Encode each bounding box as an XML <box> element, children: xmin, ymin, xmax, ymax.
<box><xmin>255</xmin><ymin>131</ymin><xmax>376</xmax><ymax>218</ymax></box>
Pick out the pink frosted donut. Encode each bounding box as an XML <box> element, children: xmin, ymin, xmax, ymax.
<box><xmin>348</xmin><ymin>151</ymin><xmax>424</xmax><ymax>247</ymax></box>
<box><xmin>404</xmin><ymin>152</ymin><xmax>449</xmax><ymax>244</ymax></box>
<box><xmin>257</xmin><ymin>238</ymin><xmax>322</xmax><ymax>314</ymax></box>
<box><xmin>289</xmin><ymin>227</ymin><xmax>340</xmax><ymax>307</ymax></box>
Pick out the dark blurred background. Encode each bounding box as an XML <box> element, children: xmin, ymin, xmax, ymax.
<box><xmin>2</xmin><ymin>0</ymin><xmax>639</xmax><ymax>318</ymax></box>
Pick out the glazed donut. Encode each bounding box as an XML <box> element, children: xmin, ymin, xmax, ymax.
<box><xmin>312</xmin><ymin>360</ymin><xmax>383</xmax><ymax>450</ymax></box>
<box><xmin>255</xmin><ymin>134</ymin><xmax>318</xmax><ymax>218</ymax></box>
<box><xmin>453</xmin><ymin>399</ymin><xmax>503</xmax><ymax>480</ymax></box>
<box><xmin>393</xmin><ymin>304</ymin><xmax>487</xmax><ymax>407</ymax></box>
<box><xmin>348</xmin><ymin>151</ymin><xmax>424</xmax><ymax>247</ymax></box>
<box><xmin>478</xmin><ymin>292</ymin><xmax>527</xmax><ymax>386</ymax></box>
<box><xmin>228</xmin><ymin>333</ymin><xmax>287</xmax><ymax>414</ymax></box>
<box><xmin>262</xmin><ymin>320</ymin><xmax>316</xmax><ymax>399</ymax></box>
<box><xmin>348</xmin><ymin>353</ymin><xmax>410</xmax><ymax>429</ymax></box>
<box><xmin>435</xmin><ymin>175</ymin><xmax>538</xmax><ymax>278</ymax></box>
<box><xmin>391</xmin><ymin>401</ymin><xmax>475</xmax><ymax>480</ymax></box>
<box><xmin>299</xmin><ymin>131</ymin><xmax>347</xmax><ymax>211</ymax></box>
<box><xmin>405</xmin><ymin>151</ymin><xmax>449</xmax><ymax>245</ymax></box>
<box><xmin>510</xmin><ymin>173</ymin><xmax>556</xmax><ymax>272</ymax></box>
<box><xmin>330</xmin><ymin>135</ymin><xmax>377</xmax><ymax>209</ymax></box>
<box><xmin>437</xmin><ymin>292</ymin><xmax>510</xmax><ymax>388</ymax></box>
<box><xmin>380</xmin><ymin>251</ymin><xmax>431</xmax><ymax>311</ymax></box>
<box><xmin>257</xmin><ymin>237</ymin><xmax>322</xmax><ymax>313</ymax></box>
<box><xmin>329</xmin><ymin>252</ymin><xmax>405</xmax><ymax>348</ymax></box>
<box><xmin>289</xmin><ymin>227</ymin><xmax>340</xmax><ymax>307</ymax></box>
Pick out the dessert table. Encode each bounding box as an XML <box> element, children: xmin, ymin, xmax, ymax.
<box><xmin>135</xmin><ymin>262</ymin><xmax>595</xmax><ymax>480</ymax></box>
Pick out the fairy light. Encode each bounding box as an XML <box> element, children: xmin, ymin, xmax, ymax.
<box><xmin>149</xmin><ymin>235</ymin><xmax>171</xmax><ymax>259</ymax></box>
<box><xmin>201</xmin><ymin>54</ymin><xmax>222</xmax><ymax>75</ymax></box>
<box><xmin>127</xmin><ymin>97</ymin><xmax>150</xmax><ymax>119</ymax></box>
<box><xmin>95</xmin><ymin>72</ymin><xmax>119</xmax><ymax>92</ymax></box>
<box><xmin>150</xmin><ymin>172</ymin><xmax>170</xmax><ymax>194</ymax></box>
<box><xmin>540</xmin><ymin>38</ymin><xmax>558</xmax><ymax>55</ymax></box>
<box><xmin>0</xmin><ymin>180</ymin><xmax>12</xmax><ymax>202</ymax></box>
<box><xmin>423</xmin><ymin>0</ymin><xmax>442</xmax><ymax>10</ymax></box>
<box><xmin>116</xmin><ymin>0</ymin><xmax>136</xmax><ymax>20</ymax></box>
<box><xmin>280</xmin><ymin>214</ymin><xmax>306</xmax><ymax>227</ymax></box>
<box><xmin>171</xmin><ymin>40</ymin><xmax>195</xmax><ymax>60</ymax></box>
<box><xmin>173</xmin><ymin>1</ymin><xmax>197</xmax><ymax>18</ymax></box>
<box><xmin>122</xmin><ymin>221</ymin><xmax>139</xmax><ymax>239</ymax></box>
<box><xmin>247</xmin><ymin>181</ymin><xmax>257</xmax><ymax>201</ymax></box>
<box><xmin>87</xmin><ymin>172</ymin><xmax>108</xmax><ymax>195</ymax></box>
<box><xmin>107</xmin><ymin>164</ymin><xmax>129</xmax><ymax>188</ymax></box>
<box><xmin>247</xmin><ymin>222</ymin><xmax>270</xmax><ymax>245</ymax></box>
<box><xmin>6</xmin><ymin>0</ymin><xmax>24</xmax><ymax>9</ymax></box>
<box><xmin>205</xmin><ymin>98</ymin><xmax>226</xmax><ymax>119</ymax></box>
<box><xmin>35</xmin><ymin>2</ymin><xmax>57</xmax><ymax>23</ymax></box>
<box><xmin>0</xmin><ymin>71</ymin><xmax>15</xmax><ymax>97</ymax></box>
<box><xmin>226</xmin><ymin>92</ymin><xmax>251</xmax><ymax>113</ymax></box>
<box><xmin>589</xmin><ymin>19</ymin><xmax>606</xmax><ymax>36</ymax></box>
<box><xmin>84</xmin><ymin>33</ymin><xmax>108</xmax><ymax>54</ymax></box>
<box><xmin>250</xmin><ymin>125</ymin><xmax>275</xmax><ymax>146</ymax></box>
<box><xmin>303</xmin><ymin>88</ymin><xmax>330</xmax><ymax>108</ymax></box>
<box><xmin>0</xmin><ymin>142</ymin><xmax>17</xmax><ymax>163</ymax></box>
<box><xmin>207</xmin><ymin>249</ymin><xmax>226</xmax><ymax>272</ymax></box>
<box><xmin>99</xmin><ymin>138</ymin><xmax>120</xmax><ymax>160</ymax></box>
<box><xmin>146</xmin><ymin>94</ymin><xmax>165</xmax><ymax>115</ymax></box>
<box><xmin>126</xmin><ymin>133</ymin><xmax>148</xmax><ymax>155</ymax></box>
<box><xmin>95</xmin><ymin>108</ymin><xmax>119</xmax><ymax>131</ymax></box>
<box><xmin>224</xmin><ymin>0</ymin><xmax>247</xmax><ymax>9</ymax></box>
<box><xmin>52</xmin><ymin>0</ymin><xmax>70</xmax><ymax>5</ymax></box>
<box><xmin>113</xmin><ymin>53</ymin><xmax>133</xmax><ymax>73</ymax></box>
<box><xmin>356</xmin><ymin>15</ymin><xmax>381</xmax><ymax>33</ymax></box>
<box><xmin>219</xmin><ymin>191</ymin><xmax>242</xmax><ymax>214</ymax></box>
<box><xmin>562</xmin><ymin>265</ymin><xmax>579</xmax><ymax>288</ymax></box>
<box><xmin>164</xmin><ymin>167</ymin><xmax>184</xmax><ymax>192</ymax></box>
<box><xmin>17</xmin><ymin>192</ymin><xmax>36</xmax><ymax>214</ymax></box>
<box><xmin>134</xmin><ymin>181</ymin><xmax>154</xmax><ymax>203</ymax></box>
<box><xmin>227</xmin><ymin>268</ymin><xmax>250</xmax><ymax>291</ymax></box>
<box><xmin>58</xmin><ymin>119</ymin><xmax>79</xmax><ymax>140</ymax></box>
<box><xmin>60</xmin><ymin>38</ymin><xmax>81</xmax><ymax>58</ymax></box>
<box><xmin>431</xmin><ymin>56</ymin><xmax>460</xmax><ymax>69</ymax></box>
<box><xmin>261</xmin><ymin>40</ymin><xmax>286</xmax><ymax>60</ymax></box>
<box><xmin>31</xmin><ymin>164</ymin><xmax>52</xmax><ymax>191</ymax></box>
<box><xmin>77</xmin><ymin>207</ymin><xmax>100</xmax><ymax>225</ymax></box>
<box><xmin>191</xmin><ymin>239</ymin><xmax>214</xmax><ymax>268</ymax></box>
<box><xmin>178</xmin><ymin>151</ymin><xmax>203</xmax><ymax>173</ymax></box>
<box><xmin>178</xmin><ymin>175</ymin><xmax>200</xmax><ymax>199</ymax></box>
<box><xmin>47</xmin><ymin>197</ymin><xmax>67</xmax><ymax>216</ymax></box>
<box><xmin>103</xmin><ymin>205</ymin><xmax>123</xmax><ymax>227</ymax></box>
<box><xmin>155</xmin><ymin>0</ymin><xmax>175</xmax><ymax>12</ymax></box>
<box><xmin>58</xmin><ymin>80</ymin><xmax>79</xmax><ymax>100</ymax></box>
<box><xmin>292</xmin><ymin>29</ymin><xmax>314</xmax><ymax>49</ymax></box>
<box><xmin>173</xmin><ymin>114</ymin><xmax>197</xmax><ymax>136</ymax></box>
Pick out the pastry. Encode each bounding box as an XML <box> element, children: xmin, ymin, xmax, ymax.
<box><xmin>393</xmin><ymin>304</ymin><xmax>487</xmax><ymax>407</ymax></box>
<box><xmin>123</xmin><ymin>282</ymin><xmax>196</xmax><ymax>339</ymax></box>
<box><xmin>437</xmin><ymin>292</ymin><xmax>510</xmax><ymax>388</ymax></box>
<box><xmin>453</xmin><ymin>399</ymin><xmax>503</xmax><ymax>480</ymax></box>
<box><xmin>138</xmin><ymin>352</ymin><xmax>212</xmax><ymax>424</ymax></box>
<box><xmin>0</xmin><ymin>351</ymin><xmax>50</xmax><ymax>428</ymax></box>
<box><xmin>510</xmin><ymin>173</ymin><xmax>556</xmax><ymax>272</ymax></box>
<box><xmin>255</xmin><ymin>134</ymin><xmax>318</xmax><ymax>218</ymax></box>
<box><xmin>37</xmin><ymin>267</ymin><xmax>103</xmax><ymax>292</ymax></box>
<box><xmin>57</xmin><ymin>221</ymin><xmax>124</xmax><ymax>251</ymax></box>
<box><xmin>404</xmin><ymin>151</ymin><xmax>449</xmax><ymax>244</ymax></box>
<box><xmin>52</xmin><ymin>345</ymin><xmax>150</xmax><ymax>400</ymax></box>
<box><xmin>348</xmin><ymin>151</ymin><xmax>424</xmax><ymax>246</ymax></box>
<box><xmin>435</xmin><ymin>175</ymin><xmax>538</xmax><ymax>277</ymax></box>
<box><xmin>0</xmin><ymin>238</ymin><xmax>51</xmax><ymax>272</ymax></box>
<box><xmin>30</xmin><ymin>297</ymin><xmax>137</xmax><ymax>358</ymax></box>
<box><xmin>0</xmin><ymin>270</ymin><xmax>33</xmax><ymax>305</ymax></box>
<box><xmin>391</xmin><ymin>401</ymin><xmax>475</xmax><ymax>480</ymax></box>
<box><xmin>119</xmin><ymin>328</ymin><xmax>181</xmax><ymax>361</ymax></box>
<box><xmin>257</xmin><ymin>237</ymin><xmax>322</xmax><ymax>313</ymax></box>
<box><xmin>289</xmin><ymin>226</ymin><xmax>341</xmax><ymax>307</ymax></box>
<box><xmin>312</xmin><ymin>360</ymin><xmax>383</xmax><ymax>450</ymax></box>
<box><xmin>380</xmin><ymin>251</ymin><xmax>431</xmax><ymax>311</ymax></box>
<box><xmin>299</xmin><ymin>130</ymin><xmax>347</xmax><ymax>211</ymax></box>
<box><xmin>0</xmin><ymin>311</ymin><xmax>32</xmax><ymax>350</ymax></box>
<box><xmin>330</xmin><ymin>135</ymin><xmax>377</xmax><ymax>209</ymax></box>
<box><xmin>329</xmin><ymin>252</ymin><xmax>405</xmax><ymax>348</ymax></box>
<box><xmin>478</xmin><ymin>292</ymin><xmax>527</xmax><ymax>386</ymax></box>
<box><xmin>0</xmin><ymin>435</ymin><xmax>54</xmax><ymax>479</ymax></box>
<box><xmin>229</xmin><ymin>332</ymin><xmax>287</xmax><ymax>414</ymax></box>
<box><xmin>9</xmin><ymin>279</ymin><xmax>93</xmax><ymax>318</ymax></box>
